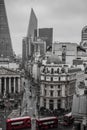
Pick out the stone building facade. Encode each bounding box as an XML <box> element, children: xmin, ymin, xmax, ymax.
<box><xmin>39</xmin><ymin>55</ymin><xmax>84</xmax><ymax>111</ymax></box>
<box><xmin>0</xmin><ymin>67</ymin><xmax>22</xmax><ymax>99</ymax></box>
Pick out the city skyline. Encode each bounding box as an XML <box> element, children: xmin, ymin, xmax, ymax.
<box><xmin>5</xmin><ymin>0</ymin><xmax>87</xmax><ymax>55</ymax></box>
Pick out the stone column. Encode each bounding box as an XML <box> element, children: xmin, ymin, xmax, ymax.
<box><xmin>46</xmin><ymin>99</ymin><xmax>49</xmax><ymax>109</ymax></box>
<box><xmin>61</xmin><ymin>99</ymin><xmax>65</xmax><ymax>109</ymax></box>
<box><xmin>54</xmin><ymin>99</ymin><xmax>57</xmax><ymax>109</ymax></box>
<box><xmin>61</xmin><ymin>84</ymin><xmax>65</xmax><ymax>97</ymax></box>
<box><xmin>0</xmin><ymin>78</ymin><xmax>1</xmax><ymax>93</ymax></box>
<box><xmin>14</xmin><ymin>78</ymin><xmax>16</xmax><ymax>93</ymax></box>
<box><xmin>18</xmin><ymin>78</ymin><xmax>20</xmax><ymax>92</ymax></box>
<box><xmin>4</xmin><ymin>77</ymin><xmax>6</xmax><ymax>93</ymax></box>
<box><xmin>9</xmin><ymin>77</ymin><xmax>11</xmax><ymax>93</ymax></box>
<box><xmin>40</xmin><ymin>97</ymin><xmax>43</xmax><ymax>107</ymax></box>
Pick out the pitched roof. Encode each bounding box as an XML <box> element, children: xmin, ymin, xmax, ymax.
<box><xmin>0</xmin><ymin>67</ymin><xmax>19</xmax><ymax>75</ymax></box>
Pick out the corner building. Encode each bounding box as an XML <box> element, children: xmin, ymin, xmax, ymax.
<box><xmin>39</xmin><ymin>55</ymin><xmax>82</xmax><ymax>111</ymax></box>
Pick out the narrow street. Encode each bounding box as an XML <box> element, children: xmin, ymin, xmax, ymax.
<box><xmin>21</xmin><ymin>78</ymin><xmax>37</xmax><ymax>117</ymax></box>
<box><xmin>5</xmin><ymin>78</ymin><xmax>73</xmax><ymax>130</ymax></box>
<box><xmin>21</xmin><ymin>79</ymin><xmax>31</xmax><ymax>116</ymax></box>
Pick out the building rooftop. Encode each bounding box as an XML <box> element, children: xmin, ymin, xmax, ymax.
<box><xmin>46</xmin><ymin>54</ymin><xmax>62</xmax><ymax>64</ymax></box>
<box><xmin>68</xmin><ymin>67</ymin><xmax>82</xmax><ymax>73</ymax></box>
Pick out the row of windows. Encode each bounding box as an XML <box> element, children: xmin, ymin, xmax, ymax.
<box><xmin>44</xmin><ymin>99</ymin><xmax>61</xmax><ymax>109</ymax></box>
<box><xmin>45</xmin><ymin>85</ymin><xmax>61</xmax><ymax>89</ymax></box>
<box><xmin>44</xmin><ymin>90</ymin><xmax>61</xmax><ymax>97</ymax></box>
<box><xmin>41</xmin><ymin>75</ymin><xmax>75</xmax><ymax>82</ymax></box>
<box><xmin>42</xmin><ymin>67</ymin><xmax>66</xmax><ymax>74</ymax></box>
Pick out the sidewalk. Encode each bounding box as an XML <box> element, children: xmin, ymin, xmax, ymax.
<box><xmin>8</xmin><ymin>109</ymin><xmax>20</xmax><ymax>118</ymax></box>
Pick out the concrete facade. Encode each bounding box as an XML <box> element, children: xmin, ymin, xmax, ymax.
<box><xmin>33</xmin><ymin>39</ymin><xmax>46</xmax><ymax>57</ymax></box>
<box><xmin>52</xmin><ymin>42</ymin><xmax>78</xmax><ymax>65</ymax></box>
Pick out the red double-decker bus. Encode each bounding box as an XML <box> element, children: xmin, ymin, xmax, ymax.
<box><xmin>63</xmin><ymin>112</ymin><xmax>74</xmax><ymax>126</ymax></box>
<box><xmin>6</xmin><ymin>116</ymin><xmax>31</xmax><ymax>130</ymax></box>
<box><xmin>36</xmin><ymin>117</ymin><xmax>58</xmax><ymax>130</ymax></box>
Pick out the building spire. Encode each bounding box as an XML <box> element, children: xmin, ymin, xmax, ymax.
<box><xmin>27</xmin><ymin>8</ymin><xmax>38</xmax><ymax>40</ymax></box>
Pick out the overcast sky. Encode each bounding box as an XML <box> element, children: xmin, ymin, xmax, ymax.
<box><xmin>5</xmin><ymin>0</ymin><xmax>87</xmax><ymax>55</ymax></box>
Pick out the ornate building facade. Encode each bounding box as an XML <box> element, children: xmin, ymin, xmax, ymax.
<box><xmin>39</xmin><ymin>55</ymin><xmax>83</xmax><ymax>111</ymax></box>
<box><xmin>0</xmin><ymin>67</ymin><xmax>22</xmax><ymax>99</ymax></box>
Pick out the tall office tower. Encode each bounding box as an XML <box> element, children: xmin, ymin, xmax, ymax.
<box><xmin>27</xmin><ymin>8</ymin><xmax>38</xmax><ymax>40</ymax></box>
<box><xmin>38</xmin><ymin>28</ymin><xmax>53</xmax><ymax>50</ymax></box>
<box><xmin>22</xmin><ymin>38</ymin><xmax>27</xmax><ymax>67</ymax></box>
<box><xmin>0</xmin><ymin>0</ymin><xmax>13</xmax><ymax>58</ymax></box>
<box><xmin>22</xmin><ymin>8</ymin><xmax>37</xmax><ymax>65</ymax></box>
<box><xmin>81</xmin><ymin>26</ymin><xmax>87</xmax><ymax>42</ymax></box>
<box><xmin>80</xmin><ymin>26</ymin><xmax>87</xmax><ymax>53</ymax></box>
<box><xmin>22</xmin><ymin>36</ymin><xmax>34</xmax><ymax>66</ymax></box>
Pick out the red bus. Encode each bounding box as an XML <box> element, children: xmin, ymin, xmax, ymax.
<box><xmin>36</xmin><ymin>117</ymin><xmax>58</xmax><ymax>130</ymax></box>
<box><xmin>6</xmin><ymin>116</ymin><xmax>31</xmax><ymax>130</ymax></box>
<box><xmin>63</xmin><ymin>112</ymin><xmax>74</xmax><ymax>126</ymax></box>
